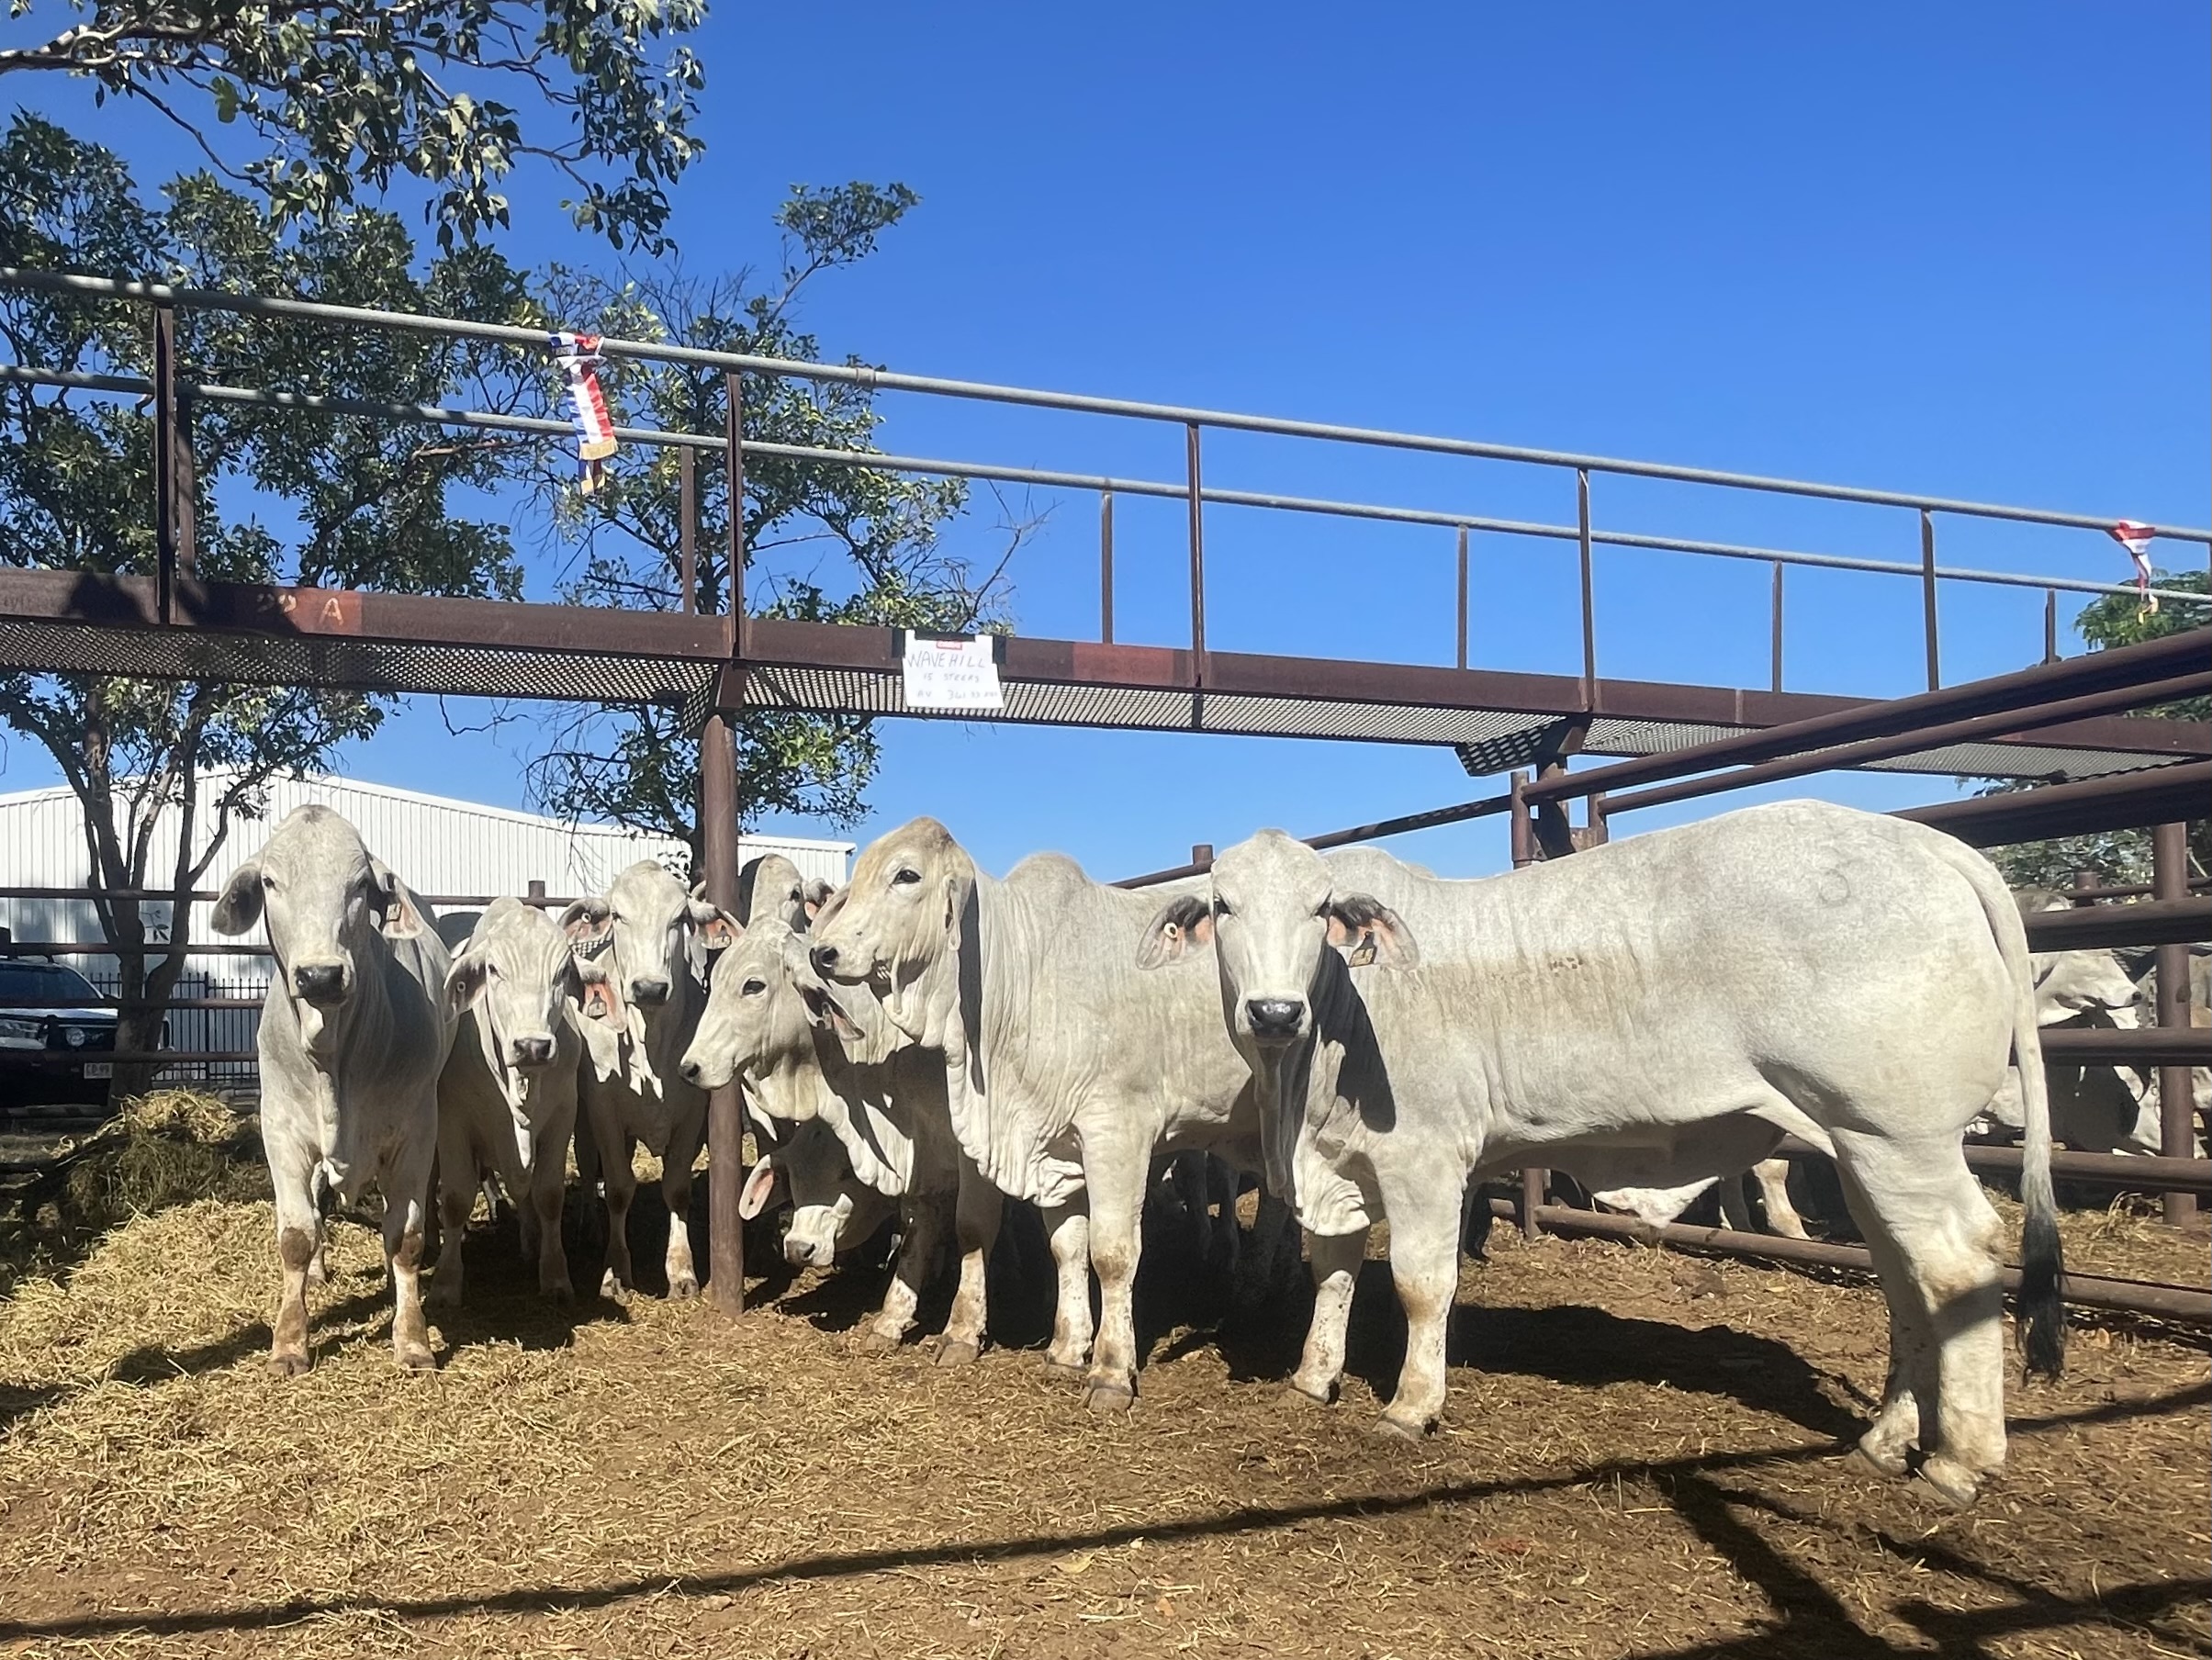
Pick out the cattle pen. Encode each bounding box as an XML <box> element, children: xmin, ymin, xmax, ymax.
<box><xmin>1</xmin><ymin>265</ymin><xmax>2207</xmax><ymax>1659</ymax></box>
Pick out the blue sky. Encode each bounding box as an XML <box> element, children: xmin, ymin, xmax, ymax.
<box><xmin>4</xmin><ymin>2</ymin><xmax>2206</xmax><ymax>881</ymax></box>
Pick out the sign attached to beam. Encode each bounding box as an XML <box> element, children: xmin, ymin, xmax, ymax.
<box><xmin>899</xmin><ymin>630</ymin><xmax>1005</xmax><ymax>712</ymax></box>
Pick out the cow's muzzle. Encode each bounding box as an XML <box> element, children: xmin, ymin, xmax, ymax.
<box><xmin>783</xmin><ymin>1232</ymin><xmax>836</xmax><ymax>1269</ymax></box>
<box><xmin>293</xmin><ymin>962</ymin><xmax>350</xmax><ymax>1007</ymax></box>
<box><xmin>1244</xmin><ymin>997</ymin><xmax>1307</xmax><ymax>1045</ymax></box>
<box><xmin>630</xmin><ymin>976</ymin><xmax>671</xmax><ymax>1008</ymax></box>
<box><xmin>510</xmin><ymin>1034</ymin><xmax>556</xmax><ymax>1068</ymax></box>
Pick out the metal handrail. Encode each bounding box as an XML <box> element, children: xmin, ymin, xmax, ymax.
<box><xmin>2</xmin><ymin>362</ymin><xmax>2195</xmax><ymax>606</ymax></box>
<box><xmin>4</xmin><ymin>265</ymin><xmax>2208</xmax><ymax>543</ymax></box>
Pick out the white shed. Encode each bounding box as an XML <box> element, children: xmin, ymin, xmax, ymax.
<box><xmin>0</xmin><ymin>771</ymin><xmax>851</xmax><ymax>1078</ymax></box>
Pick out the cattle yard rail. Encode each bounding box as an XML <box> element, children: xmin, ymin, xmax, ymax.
<box><xmin>0</xmin><ymin>264</ymin><xmax>2206</xmax><ymax>1324</ymax></box>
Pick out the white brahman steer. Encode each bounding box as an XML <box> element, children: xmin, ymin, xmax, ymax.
<box><xmin>1139</xmin><ymin>802</ymin><xmax>2063</xmax><ymax>1508</ymax></box>
<box><xmin>564</xmin><ymin>859</ymin><xmax>735</xmax><ymax>1301</ymax></box>
<box><xmin>430</xmin><ymin>898</ymin><xmax>615</xmax><ymax>1304</ymax></box>
<box><xmin>680</xmin><ymin>903</ymin><xmax>1003</xmax><ymax>1359</ymax></box>
<box><xmin>212</xmin><ymin>806</ymin><xmax>458</xmax><ymax>1374</ymax></box>
<box><xmin>806</xmin><ymin>820</ymin><xmax>1261</xmax><ymax>1408</ymax></box>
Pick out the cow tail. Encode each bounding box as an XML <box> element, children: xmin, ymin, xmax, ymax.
<box><xmin>1941</xmin><ymin>838</ymin><xmax>2065</xmax><ymax>1377</ymax></box>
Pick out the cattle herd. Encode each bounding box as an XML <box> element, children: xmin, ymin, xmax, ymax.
<box><xmin>210</xmin><ymin>799</ymin><xmax>2206</xmax><ymax>1511</ymax></box>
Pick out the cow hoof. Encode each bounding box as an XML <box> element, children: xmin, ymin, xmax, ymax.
<box><xmin>1368</xmin><ymin>1413</ymin><xmax>1429</xmax><ymax>1442</ymax></box>
<box><xmin>1284</xmin><ymin>1376</ymin><xmax>1338</xmax><ymax>1408</ymax></box>
<box><xmin>1083</xmin><ymin>1380</ymin><xmax>1136</xmax><ymax>1414</ymax></box>
<box><xmin>1039</xmin><ymin>1356</ymin><xmax>1088</xmax><ymax>1383</ymax></box>
<box><xmin>667</xmin><ymin>1272</ymin><xmax>700</xmax><ymax>1302</ymax></box>
<box><xmin>266</xmin><ymin>1352</ymin><xmax>311</xmax><ymax>1379</ymax></box>
<box><xmin>303</xmin><ymin>1261</ymin><xmax>329</xmax><ymax>1289</ymax></box>
<box><xmin>856</xmin><ymin>1328</ymin><xmax>902</xmax><ymax>1355</ymax></box>
<box><xmin>1845</xmin><ymin>1441</ymin><xmax>1911</xmax><ymax>1482</ymax></box>
<box><xmin>600</xmin><ymin>1272</ymin><xmax>632</xmax><ymax>1306</ymax></box>
<box><xmin>935</xmin><ymin>1337</ymin><xmax>982</xmax><ymax>1368</ymax></box>
<box><xmin>397</xmin><ymin>1346</ymin><xmax>438</xmax><ymax>1374</ymax></box>
<box><xmin>1916</xmin><ymin>1455</ymin><xmax>1986</xmax><ymax>1509</ymax></box>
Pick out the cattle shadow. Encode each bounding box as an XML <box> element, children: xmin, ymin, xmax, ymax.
<box><xmin>1317</xmin><ymin>1261</ymin><xmax>1868</xmax><ymax>1441</ymax></box>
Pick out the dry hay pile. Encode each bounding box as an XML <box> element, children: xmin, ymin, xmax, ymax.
<box><xmin>0</xmin><ymin>1162</ymin><xmax>2206</xmax><ymax>1660</ymax></box>
<box><xmin>1</xmin><ymin>1092</ymin><xmax>264</xmax><ymax>1298</ymax></box>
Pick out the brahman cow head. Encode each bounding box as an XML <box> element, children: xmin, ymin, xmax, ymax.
<box><xmin>1135</xmin><ymin>828</ymin><xmax>1418</xmax><ymax>1051</ymax></box>
<box><xmin>559</xmin><ymin>858</ymin><xmax>735</xmax><ymax>1017</ymax></box>
<box><xmin>805</xmin><ymin>817</ymin><xmax>973</xmax><ymax>1037</ymax></box>
<box><xmin>212</xmin><ymin>805</ymin><xmax>425</xmax><ymax>1042</ymax></box>
<box><xmin>737</xmin><ymin>1113</ymin><xmax>899</xmax><ymax>1270</ymax></box>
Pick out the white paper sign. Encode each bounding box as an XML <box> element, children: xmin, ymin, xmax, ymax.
<box><xmin>902</xmin><ymin>633</ymin><xmax>1005</xmax><ymax>712</ymax></box>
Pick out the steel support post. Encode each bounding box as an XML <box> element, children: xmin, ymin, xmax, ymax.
<box><xmin>152</xmin><ymin>303</ymin><xmax>195</xmax><ymax>622</ymax></box>
<box><xmin>1455</xmin><ymin>525</ymin><xmax>1469</xmax><ymax>669</ymax></box>
<box><xmin>1577</xmin><ymin>468</ymin><xmax>1596</xmax><ymax>707</ymax></box>
<box><xmin>1769</xmin><ymin>560</ymin><xmax>1784</xmax><ymax>692</ymax></box>
<box><xmin>1920</xmin><ymin>510</ymin><xmax>1940</xmax><ymax>690</ymax></box>
<box><xmin>1100</xmin><ymin>489</ymin><xmax>1116</xmax><ymax>645</ymax></box>
<box><xmin>704</xmin><ymin>372</ymin><xmax>747</xmax><ymax>1314</ymax></box>
<box><xmin>2153</xmin><ymin>822</ymin><xmax>2198</xmax><ymax>1227</ymax></box>
<box><xmin>1186</xmin><ymin>422</ymin><xmax>1207</xmax><ymax>729</ymax></box>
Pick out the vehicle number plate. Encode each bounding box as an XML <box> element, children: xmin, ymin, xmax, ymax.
<box><xmin>82</xmin><ymin>1062</ymin><xmax>113</xmax><ymax>1079</ymax></box>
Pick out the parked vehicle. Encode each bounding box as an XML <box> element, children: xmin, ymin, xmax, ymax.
<box><xmin>0</xmin><ymin>959</ymin><xmax>121</xmax><ymax>1108</ymax></box>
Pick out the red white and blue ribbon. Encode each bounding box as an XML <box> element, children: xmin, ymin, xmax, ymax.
<box><xmin>548</xmin><ymin>330</ymin><xmax>619</xmax><ymax>495</ymax></box>
<box><xmin>2108</xmin><ymin>520</ymin><xmax>2158</xmax><ymax>615</ymax></box>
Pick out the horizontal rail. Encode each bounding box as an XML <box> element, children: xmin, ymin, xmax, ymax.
<box><xmin>1525</xmin><ymin>628</ymin><xmax>2212</xmax><ymax>807</ymax></box>
<box><xmin>6</xmin><ymin>364</ymin><xmax>2197</xmax><ymax>606</ymax></box>
<box><xmin>1492</xmin><ymin>1200</ymin><xmax>2211</xmax><ymax>1322</ymax></box>
<box><xmin>1895</xmin><ymin>761</ymin><xmax>2210</xmax><ymax>847</ymax></box>
<box><xmin>2022</xmin><ymin>897</ymin><xmax>2212</xmax><ymax>952</ymax></box>
<box><xmin>0</xmin><ymin>941</ymin><xmax>273</xmax><ymax>957</ymax></box>
<box><xmin>6</xmin><ymin>268</ymin><xmax>2211</xmax><ymax>543</ymax></box>
<box><xmin>1768</xmin><ymin>1136</ymin><xmax>2212</xmax><ymax>1195</ymax></box>
<box><xmin>1602</xmin><ymin>668</ymin><xmax>2212</xmax><ymax>818</ymax></box>
<box><xmin>2038</xmin><ymin>1026</ymin><xmax>2211</xmax><ymax>1066</ymax></box>
<box><xmin>0</xmin><ymin>885</ymin><xmax>581</xmax><ymax>907</ymax></box>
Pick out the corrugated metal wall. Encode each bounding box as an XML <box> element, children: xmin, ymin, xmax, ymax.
<box><xmin>0</xmin><ymin>769</ymin><xmax>852</xmax><ymax>986</ymax></box>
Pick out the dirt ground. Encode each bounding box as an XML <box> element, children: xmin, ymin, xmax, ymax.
<box><xmin>1</xmin><ymin>1160</ymin><xmax>2206</xmax><ymax>1660</ymax></box>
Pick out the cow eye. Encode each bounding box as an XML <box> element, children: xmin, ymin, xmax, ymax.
<box><xmin>1212</xmin><ymin>898</ymin><xmax>1233</xmax><ymax>919</ymax></box>
<box><xmin>261</xmin><ymin>874</ymin><xmax>276</xmax><ymax>890</ymax></box>
<box><xmin>742</xmin><ymin>978</ymin><xmax>767</xmax><ymax>997</ymax></box>
<box><xmin>892</xmin><ymin>868</ymin><xmax>922</xmax><ymax>886</ymax></box>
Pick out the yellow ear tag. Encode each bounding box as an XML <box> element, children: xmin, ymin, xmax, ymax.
<box><xmin>1348</xmin><ymin>933</ymin><xmax>1377</xmax><ymax>968</ymax></box>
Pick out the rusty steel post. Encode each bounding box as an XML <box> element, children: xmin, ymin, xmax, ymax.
<box><xmin>1509</xmin><ymin>769</ymin><xmax>1535</xmax><ymax>869</ymax></box>
<box><xmin>526</xmin><ymin>878</ymin><xmax>547</xmax><ymax>908</ymax></box>
<box><xmin>1100</xmin><ymin>489</ymin><xmax>1115</xmax><ymax>645</ymax></box>
<box><xmin>1920</xmin><ymin>510</ymin><xmax>1941</xmax><ymax>690</ymax></box>
<box><xmin>1455</xmin><ymin>524</ymin><xmax>1469</xmax><ymax>669</ymax></box>
<box><xmin>703</xmin><ymin>371</ymin><xmax>747</xmax><ymax>1314</ymax></box>
<box><xmin>1190</xmin><ymin>843</ymin><xmax>1215</xmax><ymax>868</ymax></box>
<box><xmin>1185</xmin><ymin>422</ymin><xmax>1206</xmax><ymax>729</ymax></box>
<box><xmin>1577</xmin><ymin>468</ymin><xmax>1596</xmax><ymax>708</ymax></box>
<box><xmin>152</xmin><ymin>303</ymin><xmax>196</xmax><ymax>621</ymax></box>
<box><xmin>2044</xmin><ymin>589</ymin><xmax>2060</xmax><ymax>664</ymax></box>
<box><xmin>677</xmin><ymin>445</ymin><xmax>698</xmax><ymax>612</ymax></box>
<box><xmin>1769</xmin><ymin>560</ymin><xmax>1784</xmax><ymax>692</ymax></box>
<box><xmin>2152</xmin><ymin>822</ymin><xmax>2197</xmax><ymax>1227</ymax></box>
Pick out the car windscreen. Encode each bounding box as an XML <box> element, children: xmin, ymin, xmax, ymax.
<box><xmin>0</xmin><ymin>962</ymin><xmax>108</xmax><ymax>1005</ymax></box>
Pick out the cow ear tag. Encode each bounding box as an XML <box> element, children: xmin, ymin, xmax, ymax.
<box><xmin>1347</xmin><ymin>932</ymin><xmax>1377</xmax><ymax>969</ymax></box>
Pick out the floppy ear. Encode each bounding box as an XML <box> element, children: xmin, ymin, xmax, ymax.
<box><xmin>802</xmin><ymin>880</ymin><xmax>835</xmax><ymax>923</ymax></box>
<box><xmin>369</xmin><ymin>858</ymin><xmax>425</xmax><ymax>939</ymax></box>
<box><xmin>811</xmin><ymin>885</ymin><xmax>848</xmax><ymax>935</ymax></box>
<box><xmin>1324</xmin><ymin>894</ymin><xmax>1419</xmax><ymax>970</ymax></box>
<box><xmin>210</xmin><ymin>858</ymin><xmax>264</xmax><ymax>937</ymax></box>
<box><xmin>444</xmin><ymin>947</ymin><xmax>490</xmax><ymax>1015</ymax></box>
<box><xmin>688</xmin><ymin>898</ymin><xmax>742</xmax><ymax>952</ymax></box>
<box><xmin>559</xmin><ymin>897</ymin><xmax>612</xmax><ymax>951</ymax></box>
<box><xmin>573</xmin><ymin>959</ymin><xmax>628</xmax><ymax>1027</ymax></box>
<box><xmin>1136</xmin><ymin>894</ymin><xmax>1215</xmax><ymax>970</ymax></box>
<box><xmin>738</xmin><ymin>1155</ymin><xmax>786</xmax><ymax>1222</ymax></box>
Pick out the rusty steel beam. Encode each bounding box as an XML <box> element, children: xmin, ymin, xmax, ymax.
<box><xmin>2153</xmin><ymin>822</ymin><xmax>2197</xmax><ymax>1227</ymax></box>
<box><xmin>1523</xmin><ymin>625</ymin><xmax>2212</xmax><ymax>804</ymax></box>
<box><xmin>1604</xmin><ymin>668</ymin><xmax>2212</xmax><ymax>818</ymax></box>
<box><xmin>1896</xmin><ymin>762</ymin><xmax>2211</xmax><ymax>847</ymax></box>
<box><xmin>1489</xmin><ymin>1200</ymin><xmax>2211</xmax><ymax>1323</ymax></box>
<box><xmin>2023</xmin><ymin>897</ymin><xmax>2212</xmax><ymax>952</ymax></box>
